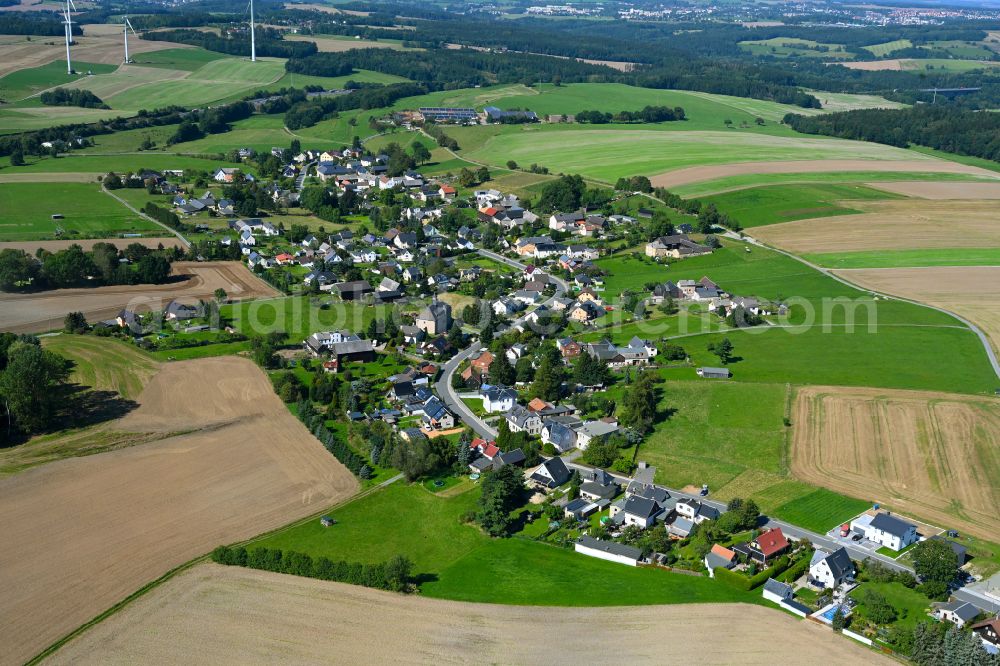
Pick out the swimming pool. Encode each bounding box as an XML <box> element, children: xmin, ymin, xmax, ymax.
<box><xmin>820</xmin><ymin>604</ymin><xmax>848</xmax><ymax>622</ymax></box>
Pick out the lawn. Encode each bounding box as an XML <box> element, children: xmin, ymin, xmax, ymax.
<box><xmin>0</xmin><ymin>182</ymin><xmax>160</xmax><ymax>241</ymax></box>
<box><xmin>771</xmin><ymin>489</ymin><xmax>871</xmax><ymax>534</ymax></box>
<box><xmin>127</xmin><ymin>48</ymin><xmax>228</xmax><ymax>71</ymax></box>
<box><xmin>701</xmin><ymin>183</ymin><xmax>900</xmax><ymax>228</ymax></box>
<box><xmin>459</xmin><ymin>124</ymin><xmax>931</xmax><ymax>183</ymax></box>
<box><xmin>251</xmin><ymin>480</ymin><xmax>765</xmax><ymax>606</ymax></box>
<box><xmin>804</xmin><ymin>248</ymin><xmax>1000</xmax><ymax>269</ymax></box>
<box><xmin>221</xmin><ymin>296</ymin><xmax>380</xmax><ymax>343</ymax></box>
<box><xmin>849</xmin><ymin>582</ymin><xmax>930</xmax><ymax>631</ymax></box>
<box><xmin>40</xmin><ymin>334</ymin><xmax>158</xmax><ymax>401</ymax></box>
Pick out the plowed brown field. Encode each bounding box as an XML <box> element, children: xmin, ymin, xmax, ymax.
<box><xmin>750</xmin><ymin>200</ymin><xmax>1000</xmax><ymax>253</ymax></box>
<box><xmin>0</xmin><ymin>357</ymin><xmax>358</xmax><ymax>664</ymax></box>
<box><xmin>790</xmin><ymin>386</ymin><xmax>1000</xmax><ymax>540</ymax></box>
<box><xmin>648</xmin><ymin>159</ymin><xmax>998</xmax><ymax>190</ymax></box>
<box><xmin>0</xmin><ymin>260</ymin><xmax>279</xmax><ymax>334</ymax></box>
<box><xmin>49</xmin><ymin>563</ymin><xmax>891</xmax><ymax>665</ymax></box>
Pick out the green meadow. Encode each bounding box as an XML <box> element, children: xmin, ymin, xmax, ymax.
<box><xmin>739</xmin><ymin>37</ymin><xmax>853</xmax><ymax>59</ymax></box>
<box><xmin>0</xmin><ymin>59</ymin><xmax>117</xmax><ymax>102</ymax></box>
<box><xmin>127</xmin><ymin>48</ymin><xmax>228</xmax><ymax>71</ymax></box>
<box><xmin>701</xmin><ymin>183</ymin><xmax>899</xmax><ymax>228</ymax></box>
<box><xmin>221</xmin><ymin>297</ymin><xmax>381</xmax><ymax>343</ymax></box>
<box><xmin>634</xmin><ymin>379</ymin><xmax>870</xmax><ymax>532</ymax></box>
<box><xmin>861</xmin><ymin>39</ymin><xmax>912</xmax><ymax>56</ymax></box>
<box><xmin>0</xmin><ymin>182</ymin><xmax>159</xmax><ymax>241</ymax></box>
<box><xmin>252</xmin><ymin>481</ymin><xmax>765</xmax><ymax>607</ymax></box>
<box><xmin>0</xmin><ymin>152</ymin><xmax>238</xmax><ymax>173</ymax></box>
<box><xmin>804</xmin><ymin>248</ymin><xmax>1000</xmax><ymax>269</ymax></box>
<box><xmin>593</xmin><ymin>240</ymin><xmax>997</xmax><ymax>395</ymax></box>
<box><xmin>458</xmin><ymin>124</ymin><xmax>929</xmax><ymax>183</ymax></box>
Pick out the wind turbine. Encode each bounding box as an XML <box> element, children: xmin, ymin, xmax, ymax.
<box><xmin>63</xmin><ymin>0</ymin><xmax>76</xmax><ymax>75</ymax></box>
<box><xmin>248</xmin><ymin>0</ymin><xmax>256</xmax><ymax>62</ymax></box>
<box><xmin>123</xmin><ymin>16</ymin><xmax>137</xmax><ymax>64</ymax></box>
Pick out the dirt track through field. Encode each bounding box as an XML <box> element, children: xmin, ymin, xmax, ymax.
<box><xmin>50</xmin><ymin>563</ymin><xmax>890</xmax><ymax>665</ymax></box>
<box><xmin>0</xmin><ymin>357</ymin><xmax>358</xmax><ymax>665</ymax></box>
<box><xmin>0</xmin><ymin>261</ymin><xmax>279</xmax><ymax>334</ymax></box>
<box><xmin>834</xmin><ymin>266</ymin><xmax>1000</xmax><ymax>359</ymax></box>
<box><xmin>749</xmin><ymin>200</ymin><xmax>1000</xmax><ymax>253</ymax></box>
<box><xmin>791</xmin><ymin>386</ymin><xmax>1000</xmax><ymax>541</ymax></box>
<box><xmin>648</xmin><ymin>159</ymin><xmax>999</xmax><ymax>190</ymax></box>
<box><xmin>867</xmin><ymin>181</ymin><xmax>1000</xmax><ymax>199</ymax></box>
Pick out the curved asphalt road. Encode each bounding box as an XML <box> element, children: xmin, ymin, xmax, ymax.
<box><xmin>435</xmin><ymin>248</ymin><xmax>569</xmax><ymax>440</ymax></box>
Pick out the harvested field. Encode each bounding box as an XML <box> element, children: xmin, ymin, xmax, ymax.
<box><xmin>50</xmin><ymin>563</ymin><xmax>889</xmax><ymax>665</ymax></box>
<box><xmin>790</xmin><ymin>386</ymin><xmax>1000</xmax><ymax>540</ymax></box>
<box><xmin>833</xmin><ymin>266</ymin><xmax>1000</xmax><ymax>358</ymax></box>
<box><xmin>0</xmin><ymin>356</ymin><xmax>358</xmax><ymax>665</ymax></box>
<box><xmin>0</xmin><ymin>31</ymin><xmax>189</xmax><ymax>78</ymax></box>
<box><xmin>0</xmin><ymin>261</ymin><xmax>279</xmax><ymax>334</ymax></box>
<box><xmin>649</xmin><ymin>159</ymin><xmax>999</xmax><ymax>190</ymax></box>
<box><xmin>750</xmin><ymin>200</ymin><xmax>1000</xmax><ymax>254</ymax></box>
<box><xmin>840</xmin><ymin>59</ymin><xmax>905</xmax><ymax>71</ymax></box>
<box><xmin>285</xmin><ymin>33</ymin><xmax>408</xmax><ymax>51</ymax></box>
<box><xmin>868</xmin><ymin>181</ymin><xmax>1000</xmax><ymax>199</ymax></box>
<box><xmin>0</xmin><ymin>236</ymin><xmax>183</xmax><ymax>253</ymax></box>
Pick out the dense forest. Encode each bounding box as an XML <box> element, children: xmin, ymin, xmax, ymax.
<box><xmin>785</xmin><ymin>106</ymin><xmax>1000</xmax><ymax>162</ymax></box>
<box><xmin>0</xmin><ymin>14</ymin><xmax>81</xmax><ymax>36</ymax></box>
<box><xmin>143</xmin><ymin>27</ymin><xmax>317</xmax><ymax>58</ymax></box>
<box><xmin>39</xmin><ymin>88</ymin><xmax>108</xmax><ymax>109</ymax></box>
<box><xmin>575</xmin><ymin>105</ymin><xmax>686</xmax><ymax>124</ymax></box>
<box><xmin>281</xmin><ymin>83</ymin><xmax>426</xmax><ymax>130</ymax></box>
<box><xmin>285</xmin><ymin>48</ymin><xmax>612</xmax><ymax>89</ymax></box>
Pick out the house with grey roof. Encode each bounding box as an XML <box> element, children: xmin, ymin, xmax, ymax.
<box><xmin>573</xmin><ymin>419</ymin><xmax>619</xmax><ymax>450</ymax></box>
<box><xmin>934</xmin><ymin>601</ymin><xmax>981</xmax><ymax>628</ymax></box>
<box><xmin>529</xmin><ymin>457</ymin><xmax>571</xmax><ymax>489</ymax></box>
<box><xmin>541</xmin><ymin>420</ymin><xmax>577</xmax><ymax>453</ymax></box>
<box><xmin>575</xmin><ymin>535</ymin><xmax>642</xmax><ymax>567</ymax></box>
<box><xmin>480</xmin><ymin>384</ymin><xmax>517</xmax><ymax>413</ymax></box>
<box><xmin>613</xmin><ymin>495</ymin><xmax>664</xmax><ymax>529</ymax></box>
<box><xmin>506</xmin><ymin>404</ymin><xmax>543</xmax><ymax>436</ymax></box>
<box><xmin>762</xmin><ymin>578</ymin><xmax>794</xmax><ymax>605</ymax></box>
<box><xmin>809</xmin><ymin>547</ymin><xmax>855</xmax><ymax>589</ymax></box>
<box><xmin>850</xmin><ymin>512</ymin><xmax>918</xmax><ymax>551</ymax></box>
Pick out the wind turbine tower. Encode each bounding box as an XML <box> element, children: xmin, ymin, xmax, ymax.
<box><xmin>63</xmin><ymin>0</ymin><xmax>76</xmax><ymax>75</ymax></box>
<box><xmin>123</xmin><ymin>16</ymin><xmax>137</xmax><ymax>64</ymax></box>
<box><xmin>249</xmin><ymin>0</ymin><xmax>256</xmax><ymax>62</ymax></box>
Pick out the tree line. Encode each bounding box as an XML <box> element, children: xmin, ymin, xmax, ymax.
<box><xmin>282</xmin><ymin>83</ymin><xmax>425</xmax><ymax>130</ymax></box>
<box><xmin>785</xmin><ymin>105</ymin><xmax>1000</xmax><ymax>163</ymax></box>
<box><xmin>575</xmin><ymin>105</ymin><xmax>686</xmax><ymax>124</ymax></box>
<box><xmin>39</xmin><ymin>88</ymin><xmax>108</xmax><ymax>109</ymax></box>
<box><xmin>0</xmin><ymin>242</ymin><xmax>174</xmax><ymax>292</ymax></box>
<box><xmin>142</xmin><ymin>28</ymin><xmax>318</xmax><ymax>58</ymax></box>
<box><xmin>211</xmin><ymin>545</ymin><xmax>414</xmax><ymax>592</ymax></box>
<box><xmin>0</xmin><ymin>15</ymin><xmax>80</xmax><ymax>36</ymax></box>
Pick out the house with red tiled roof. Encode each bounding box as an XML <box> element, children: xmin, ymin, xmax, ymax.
<box><xmin>471</xmin><ymin>350</ymin><xmax>494</xmax><ymax>374</ymax></box>
<box><xmin>734</xmin><ymin>527</ymin><xmax>790</xmax><ymax>565</ymax></box>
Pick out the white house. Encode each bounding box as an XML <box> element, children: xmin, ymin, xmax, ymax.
<box><xmin>573</xmin><ymin>419</ymin><xmax>618</xmax><ymax>450</ymax></box>
<box><xmin>809</xmin><ymin>547</ymin><xmax>855</xmax><ymax>589</ymax></box>
<box><xmin>506</xmin><ymin>405</ymin><xmax>542</xmax><ymax>436</ymax></box>
<box><xmin>575</xmin><ymin>535</ymin><xmax>641</xmax><ymax>567</ymax></box>
<box><xmin>934</xmin><ymin>601</ymin><xmax>981</xmax><ymax>628</ymax></box>
<box><xmin>614</xmin><ymin>495</ymin><xmax>662</xmax><ymax>529</ymax></box>
<box><xmin>850</xmin><ymin>512</ymin><xmax>918</xmax><ymax>552</ymax></box>
<box><xmin>480</xmin><ymin>385</ymin><xmax>517</xmax><ymax>413</ymax></box>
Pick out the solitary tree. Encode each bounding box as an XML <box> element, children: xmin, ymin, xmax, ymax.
<box><xmin>411</xmin><ymin>142</ymin><xmax>431</xmax><ymax>165</ymax></box>
<box><xmin>911</xmin><ymin>538</ymin><xmax>960</xmax><ymax>585</ymax></box>
<box><xmin>708</xmin><ymin>337</ymin><xmax>734</xmax><ymax>365</ymax></box>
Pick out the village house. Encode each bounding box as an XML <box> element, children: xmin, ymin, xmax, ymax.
<box><xmin>574</xmin><ymin>419</ymin><xmax>619</xmax><ymax>450</ymax></box>
<box><xmin>850</xmin><ymin>512</ymin><xmax>918</xmax><ymax>552</ymax></box>
<box><xmin>808</xmin><ymin>547</ymin><xmax>855</xmax><ymax>589</ymax></box>
<box><xmin>611</xmin><ymin>495</ymin><xmax>664</xmax><ymax>529</ymax></box>
<box><xmin>971</xmin><ymin>618</ymin><xmax>1000</xmax><ymax>652</ymax></box>
<box><xmin>506</xmin><ymin>404</ymin><xmax>543</xmax><ymax>436</ymax></box>
<box><xmin>674</xmin><ymin>498</ymin><xmax>720</xmax><ymax>524</ymax></box>
<box><xmin>575</xmin><ymin>535</ymin><xmax>642</xmax><ymax>567</ymax></box>
<box><xmin>480</xmin><ymin>384</ymin><xmax>517</xmax><ymax>413</ymax></box>
<box><xmin>934</xmin><ymin>601</ymin><xmax>981</xmax><ymax>628</ymax></box>
<box><xmin>645</xmin><ymin>234</ymin><xmax>713</xmax><ymax>259</ymax></box>
<box><xmin>704</xmin><ymin>544</ymin><xmax>737</xmax><ymax>577</ymax></box>
<box><xmin>733</xmin><ymin>527</ymin><xmax>790</xmax><ymax>565</ymax></box>
<box><xmin>529</xmin><ymin>456</ymin><xmax>571</xmax><ymax>489</ymax></box>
